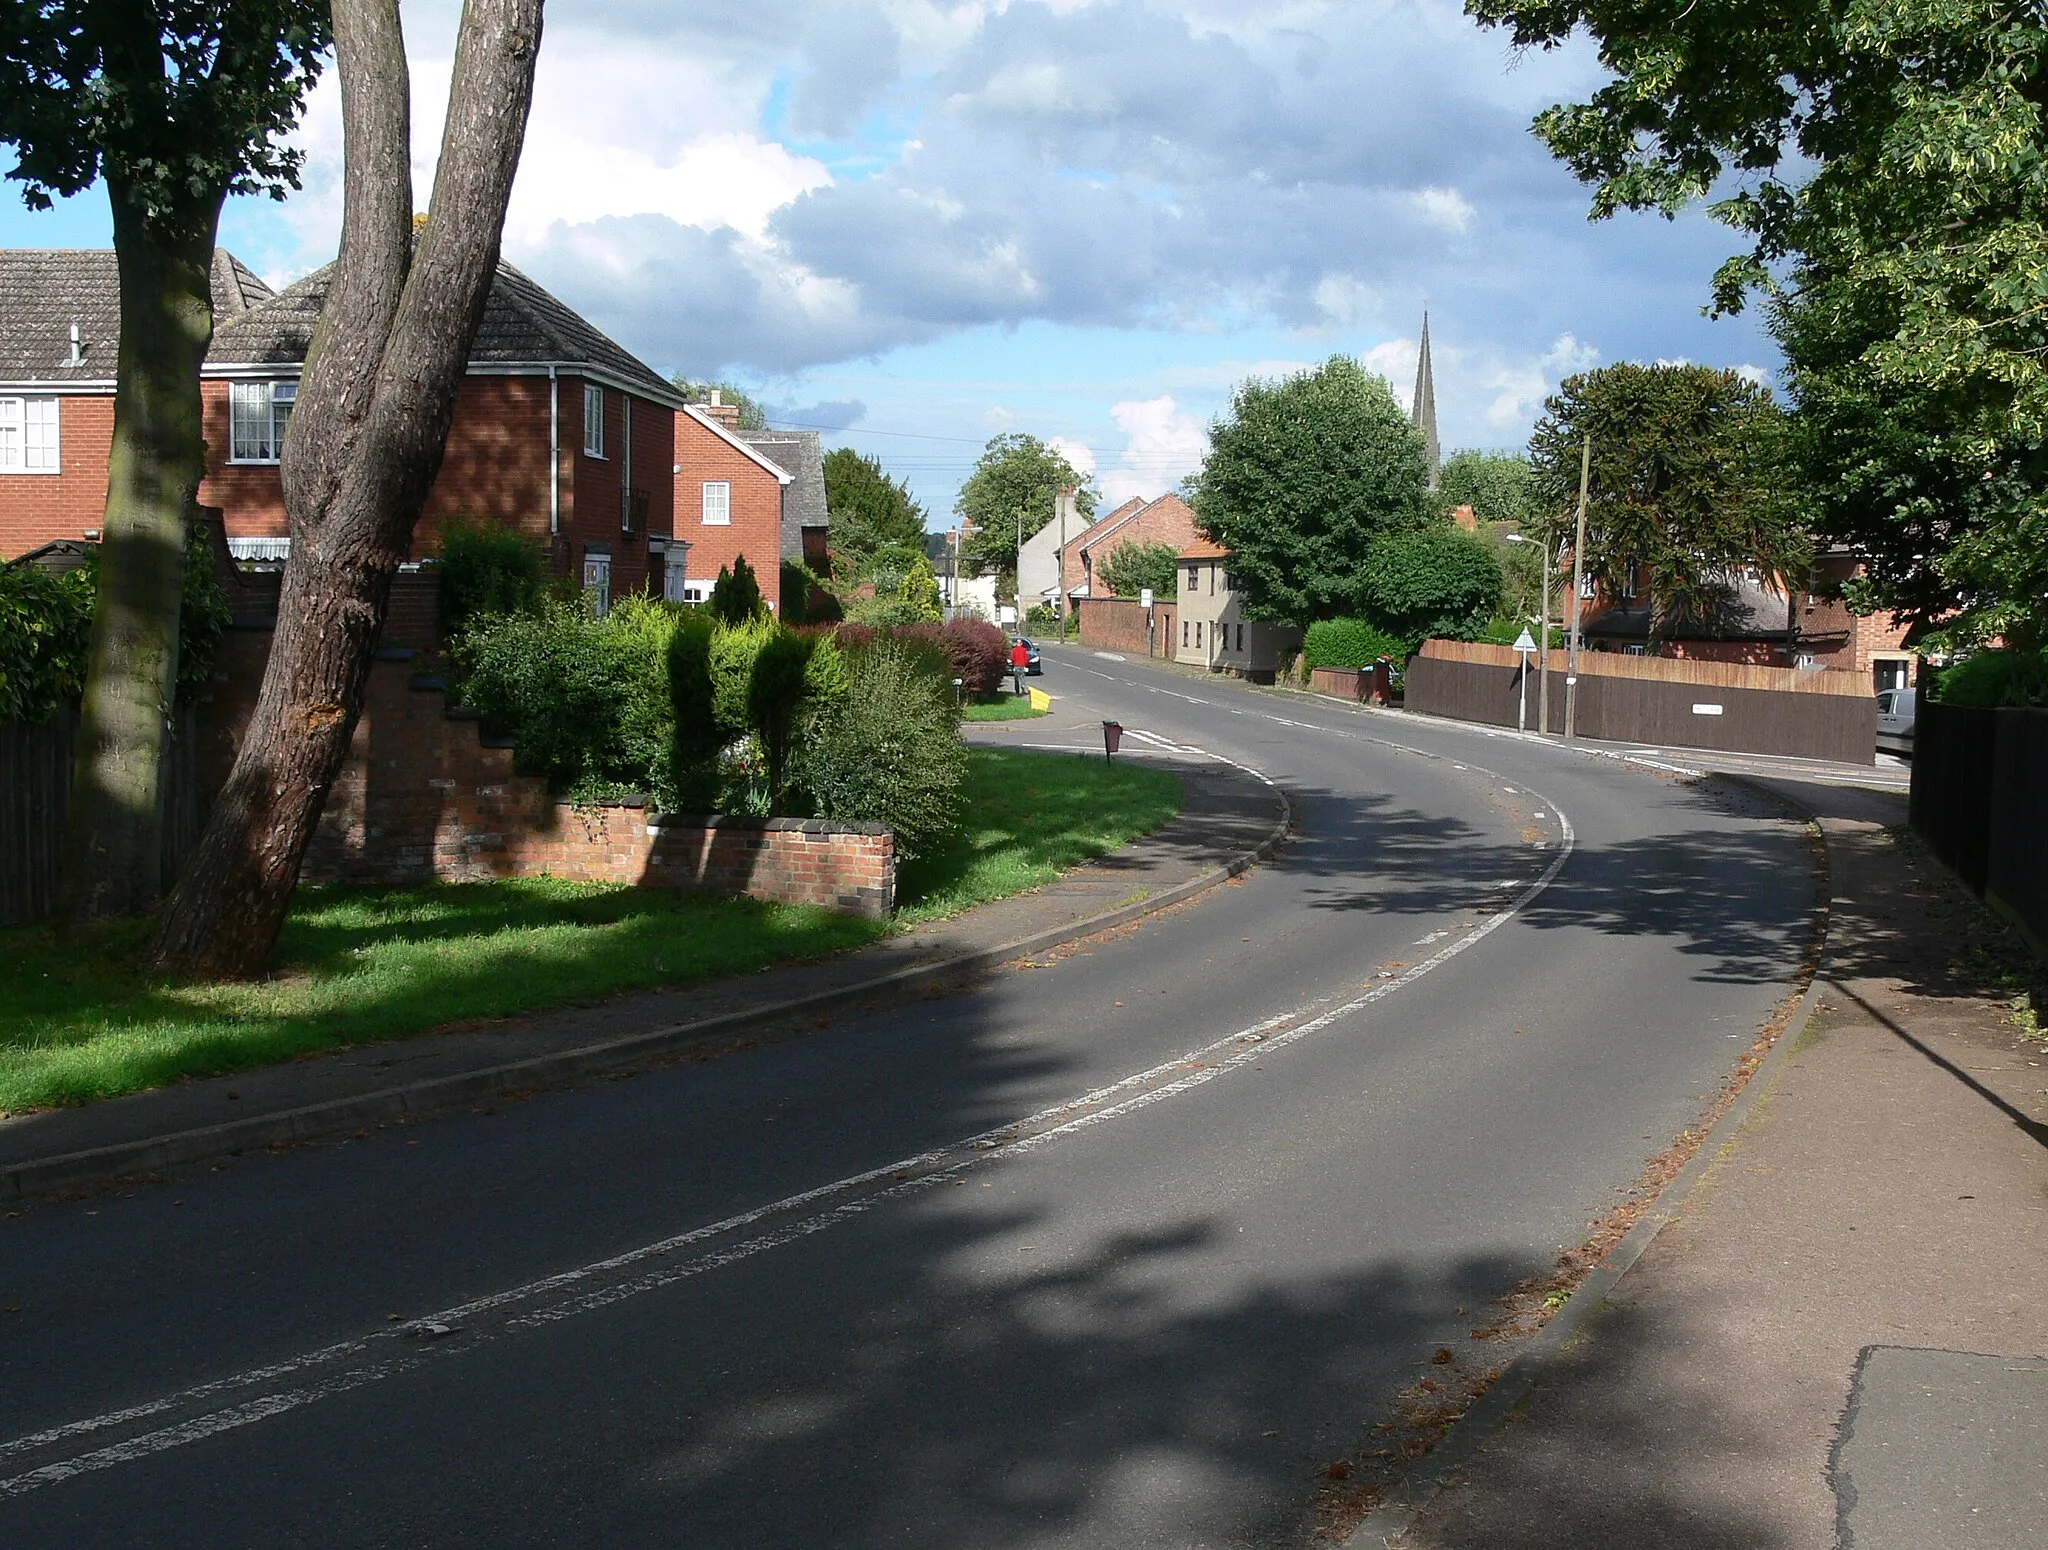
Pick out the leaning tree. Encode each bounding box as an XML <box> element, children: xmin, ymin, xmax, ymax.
<box><xmin>0</xmin><ymin>1</ymin><xmax>328</xmax><ymax>923</ymax></box>
<box><xmin>149</xmin><ymin>0</ymin><xmax>545</xmax><ymax>978</ymax></box>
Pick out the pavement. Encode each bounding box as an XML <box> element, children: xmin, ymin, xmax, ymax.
<box><xmin>0</xmin><ymin>713</ymin><xmax>1286</xmax><ymax>1202</ymax></box>
<box><xmin>1381</xmin><ymin>775</ymin><xmax>2048</xmax><ymax>1548</ymax></box>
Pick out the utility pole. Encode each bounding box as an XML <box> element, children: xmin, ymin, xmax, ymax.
<box><xmin>1056</xmin><ymin>485</ymin><xmax>1073</xmax><ymax>639</ymax></box>
<box><xmin>1564</xmin><ymin>432</ymin><xmax>1591</xmax><ymax>742</ymax></box>
<box><xmin>1538</xmin><ymin>536</ymin><xmax>1553</xmax><ymax>735</ymax></box>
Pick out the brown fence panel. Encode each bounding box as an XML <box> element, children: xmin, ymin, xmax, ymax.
<box><xmin>0</xmin><ymin>711</ymin><xmax>74</xmax><ymax>927</ymax></box>
<box><xmin>1985</xmin><ymin>707</ymin><xmax>2048</xmax><ymax>950</ymax></box>
<box><xmin>1406</xmin><ymin>653</ymin><xmax>1877</xmax><ymax>761</ymax></box>
<box><xmin>0</xmin><ymin>707</ymin><xmax>201</xmax><ymax>927</ymax></box>
<box><xmin>1909</xmin><ymin>699</ymin><xmax>1996</xmax><ymax>895</ymax></box>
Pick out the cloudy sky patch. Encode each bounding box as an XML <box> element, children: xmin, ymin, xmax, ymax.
<box><xmin>0</xmin><ymin>0</ymin><xmax>1778</xmax><ymax>522</ymax></box>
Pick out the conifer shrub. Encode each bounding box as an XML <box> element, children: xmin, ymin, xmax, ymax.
<box><xmin>435</xmin><ymin>516</ymin><xmax>550</xmax><ymax>637</ymax></box>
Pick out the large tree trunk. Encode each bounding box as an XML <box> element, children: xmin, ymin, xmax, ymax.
<box><xmin>59</xmin><ymin>175</ymin><xmax>224</xmax><ymax>924</ymax></box>
<box><xmin>148</xmin><ymin>0</ymin><xmax>542</xmax><ymax>979</ymax></box>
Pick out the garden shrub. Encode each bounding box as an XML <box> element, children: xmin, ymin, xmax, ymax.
<box><xmin>0</xmin><ymin>560</ymin><xmax>92</xmax><ymax>722</ymax></box>
<box><xmin>667</xmin><ymin>611</ymin><xmax>720</xmax><ymax>813</ymax></box>
<box><xmin>938</xmin><ymin>617</ymin><xmax>1009</xmax><ymax>697</ymax></box>
<box><xmin>1302</xmin><ymin>618</ymin><xmax>1414</xmax><ymax>673</ymax></box>
<box><xmin>436</xmin><ymin>515</ymin><xmax>549</xmax><ymax>637</ymax></box>
<box><xmin>798</xmin><ymin>638</ymin><xmax>967</xmax><ymax>860</ymax></box>
<box><xmin>710</xmin><ymin>555</ymin><xmax>767</xmax><ymax>625</ymax></box>
<box><xmin>1025</xmin><ymin>603</ymin><xmax>1057</xmax><ymax>631</ymax></box>
<box><xmin>1933</xmin><ymin>648</ymin><xmax>2048</xmax><ymax>708</ymax></box>
<box><xmin>0</xmin><ymin>525</ymin><xmax>229</xmax><ymax>724</ymax></box>
<box><xmin>710</xmin><ymin>617</ymin><xmax>775</xmax><ymax>742</ymax></box>
<box><xmin>748</xmin><ymin>629</ymin><xmax>817</xmax><ymax>806</ymax></box>
<box><xmin>899</xmin><ymin>555</ymin><xmax>944</xmax><ymax>622</ymax></box>
<box><xmin>454</xmin><ymin>597</ymin><xmax>679</xmax><ymax>801</ymax></box>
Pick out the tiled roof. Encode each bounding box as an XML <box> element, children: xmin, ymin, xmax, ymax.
<box><xmin>1585</xmin><ymin>572</ymin><xmax>1796</xmax><ymax>641</ymax></box>
<box><xmin>1077</xmin><ymin>492</ymin><xmax>1197</xmax><ymax>554</ymax></box>
<box><xmin>207</xmin><ymin>259</ymin><xmax>679</xmax><ymax>402</ymax></box>
<box><xmin>0</xmin><ymin>248</ymin><xmax>273</xmax><ymax>382</ymax></box>
<box><xmin>1178</xmin><ymin>535</ymin><xmax>1230</xmax><ymax>560</ymax></box>
<box><xmin>743</xmin><ymin>429</ymin><xmax>828</xmax><ymax>559</ymax></box>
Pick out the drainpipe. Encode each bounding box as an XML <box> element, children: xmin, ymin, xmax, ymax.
<box><xmin>548</xmin><ymin>366</ymin><xmax>559</xmax><ymax>535</ymax></box>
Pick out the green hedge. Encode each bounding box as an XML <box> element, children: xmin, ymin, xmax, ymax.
<box><xmin>0</xmin><ymin>527</ymin><xmax>230</xmax><ymax>724</ymax></box>
<box><xmin>1301</xmin><ymin>618</ymin><xmax>1414</xmax><ymax>673</ymax></box>
<box><xmin>1932</xmin><ymin>648</ymin><xmax>2048</xmax><ymax>708</ymax></box>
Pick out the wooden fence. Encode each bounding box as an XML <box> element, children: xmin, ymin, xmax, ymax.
<box><xmin>0</xmin><ymin>709</ymin><xmax>200</xmax><ymax>927</ymax></box>
<box><xmin>1911</xmin><ymin>700</ymin><xmax>2048</xmax><ymax>954</ymax></box>
<box><xmin>1405</xmin><ymin>639</ymin><xmax>1877</xmax><ymax>763</ymax></box>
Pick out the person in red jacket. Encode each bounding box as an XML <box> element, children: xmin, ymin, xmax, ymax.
<box><xmin>1010</xmin><ymin>638</ymin><xmax>1031</xmax><ymax>696</ymax></box>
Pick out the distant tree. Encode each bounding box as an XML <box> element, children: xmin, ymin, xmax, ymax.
<box><xmin>1438</xmin><ymin>451</ymin><xmax>1541</xmax><ymax>528</ymax></box>
<box><xmin>1193</xmin><ymin>356</ymin><xmax>1436</xmax><ymax>623</ymax></box>
<box><xmin>956</xmin><ymin>433</ymin><xmax>1098</xmax><ymax>582</ymax></box>
<box><xmin>709</xmin><ymin>555</ymin><xmax>767</xmax><ymax>624</ymax></box>
<box><xmin>673</xmin><ymin>377</ymin><xmax>767</xmax><ymax>431</ymax></box>
<box><xmin>1097</xmin><ymin>541</ymin><xmax>1181</xmax><ymax>601</ymax></box>
<box><xmin>900</xmin><ymin>555</ymin><xmax>943</xmax><ymax>623</ymax></box>
<box><xmin>0</xmin><ymin>1</ymin><xmax>329</xmax><ymax>922</ymax></box>
<box><xmin>823</xmin><ymin>448</ymin><xmax>928</xmax><ymax>570</ymax></box>
<box><xmin>1527</xmin><ymin>363</ymin><xmax>1811</xmax><ymax>640</ymax></box>
<box><xmin>1360</xmin><ymin>528</ymin><xmax>1503</xmax><ymax>642</ymax></box>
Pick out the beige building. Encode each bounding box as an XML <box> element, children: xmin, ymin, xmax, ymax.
<box><xmin>1174</xmin><ymin>536</ymin><xmax>1301</xmax><ymax>681</ymax></box>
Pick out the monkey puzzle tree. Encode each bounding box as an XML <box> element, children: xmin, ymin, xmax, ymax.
<box><xmin>0</xmin><ymin>1</ymin><xmax>328</xmax><ymax>923</ymax></box>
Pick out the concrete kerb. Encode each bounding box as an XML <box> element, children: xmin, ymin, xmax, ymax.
<box><xmin>0</xmin><ymin>759</ymin><xmax>1293</xmax><ymax>1206</ymax></box>
<box><xmin>1346</xmin><ymin>771</ymin><xmax>1838</xmax><ymax>1548</ymax></box>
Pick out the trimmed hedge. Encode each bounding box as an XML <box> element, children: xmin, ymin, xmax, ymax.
<box><xmin>1301</xmin><ymin>618</ymin><xmax>1413</xmax><ymax>672</ymax></box>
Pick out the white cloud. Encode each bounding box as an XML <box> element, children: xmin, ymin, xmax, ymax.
<box><xmin>1410</xmin><ymin>185</ymin><xmax>1475</xmax><ymax>233</ymax></box>
<box><xmin>1311</xmin><ymin>273</ymin><xmax>1381</xmax><ymax>329</ymax></box>
<box><xmin>1097</xmin><ymin>396</ymin><xmax>1209</xmax><ymax>506</ymax></box>
<box><xmin>1048</xmin><ymin>435</ymin><xmax>1098</xmax><ymax>475</ymax></box>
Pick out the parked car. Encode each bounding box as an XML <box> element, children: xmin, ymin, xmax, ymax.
<box><xmin>1013</xmin><ymin>637</ymin><xmax>1043</xmax><ymax>676</ymax></box>
<box><xmin>1876</xmin><ymin>686</ymin><xmax>1916</xmax><ymax>756</ymax></box>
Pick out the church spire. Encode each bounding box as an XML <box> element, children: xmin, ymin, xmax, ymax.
<box><xmin>1411</xmin><ymin>311</ymin><xmax>1441</xmax><ymax>490</ymax></box>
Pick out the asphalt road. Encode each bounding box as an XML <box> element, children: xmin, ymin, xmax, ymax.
<box><xmin>0</xmin><ymin>646</ymin><xmax>1816</xmax><ymax>1548</ymax></box>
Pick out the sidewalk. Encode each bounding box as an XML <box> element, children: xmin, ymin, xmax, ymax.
<box><xmin>1384</xmin><ymin>780</ymin><xmax>2048</xmax><ymax>1548</ymax></box>
<box><xmin>0</xmin><ymin>721</ymin><xmax>1286</xmax><ymax>1202</ymax></box>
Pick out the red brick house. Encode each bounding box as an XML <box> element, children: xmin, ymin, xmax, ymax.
<box><xmin>1</xmin><ymin>247</ymin><xmax>685</xmax><ymax>612</ymax></box>
<box><xmin>1060</xmin><ymin>492</ymin><xmax>1201</xmax><ymax>603</ymax></box>
<box><xmin>668</xmin><ymin>394</ymin><xmax>835</xmax><ymax>614</ymax></box>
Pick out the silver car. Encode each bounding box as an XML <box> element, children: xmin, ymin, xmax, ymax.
<box><xmin>1875</xmin><ymin>686</ymin><xmax>1916</xmax><ymax>756</ymax></box>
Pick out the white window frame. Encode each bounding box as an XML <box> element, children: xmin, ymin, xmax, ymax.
<box><xmin>583</xmin><ymin>384</ymin><xmax>605</xmax><ymax>458</ymax></box>
<box><xmin>582</xmin><ymin>551</ymin><xmax>612</xmax><ymax>618</ymax></box>
<box><xmin>0</xmin><ymin>395</ymin><xmax>61</xmax><ymax>474</ymax></box>
<box><xmin>701</xmin><ymin>480</ymin><xmax>731</xmax><ymax>526</ymax></box>
<box><xmin>228</xmin><ymin>380</ymin><xmax>296</xmax><ymax>464</ymax></box>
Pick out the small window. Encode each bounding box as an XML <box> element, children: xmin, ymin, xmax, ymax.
<box><xmin>701</xmin><ymin>480</ymin><xmax>731</xmax><ymax>525</ymax></box>
<box><xmin>582</xmin><ymin>551</ymin><xmax>612</xmax><ymax>617</ymax></box>
<box><xmin>229</xmin><ymin>381</ymin><xmax>295</xmax><ymax>463</ymax></box>
<box><xmin>0</xmin><ymin>396</ymin><xmax>60</xmax><ymax>473</ymax></box>
<box><xmin>1619</xmin><ymin>561</ymin><xmax>1638</xmax><ymax>601</ymax></box>
<box><xmin>583</xmin><ymin>384</ymin><xmax>605</xmax><ymax>458</ymax></box>
<box><xmin>1236</xmin><ymin>622</ymin><xmax>1244</xmax><ymax>652</ymax></box>
<box><xmin>663</xmin><ymin>549</ymin><xmax>690</xmax><ymax>604</ymax></box>
<box><xmin>1621</xmin><ymin>644</ymin><xmax>1647</xmax><ymax>657</ymax></box>
<box><xmin>1195</xmin><ymin>620</ymin><xmax>1203</xmax><ymax>648</ymax></box>
<box><xmin>1181</xmin><ymin>620</ymin><xmax>1189</xmax><ymax>647</ymax></box>
<box><xmin>1579</xmin><ymin>571</ymin><xmax>1597</xmax><ymax>600</ymax></box>
<box><xmin>1185</xmin><ymin>566</ymin><xmax>1197</xmax><ymax>592</ymax></box>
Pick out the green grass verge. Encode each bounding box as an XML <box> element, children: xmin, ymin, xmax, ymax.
<box><xmin>896</xmin><ymin>746</ymin><xmax>1182</xmax><ymax>923</ymax></box>
<box><xmin>0</xmin><ymin>747</ymin><xmax>1182</xmax><ymax>1113</ymax></box>
<box><xmin>961</xmin><ymin>694</ymin><xmax>1047</xmax><ymax>722</ymax></box>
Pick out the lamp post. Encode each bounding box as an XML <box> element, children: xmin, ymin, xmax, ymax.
<box><xmin>1506</xmin><ymin>532</ymin><xmax>1553</xmax><ymax>735</ymax></box>
<box><xmin>1565</xmin><ymin>433</ymin><xmax>1591</xmax><ymax>742</ymax></box>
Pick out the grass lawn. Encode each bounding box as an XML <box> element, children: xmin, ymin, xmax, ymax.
<box><xmin>897</xmin><ymin>746</ymin><xmax>1182</xmax><ymax>923</ymax></box>
<box><xmin>961</xmin><ymin>693</ymin><xmax>1047</xmax><ymax>722</ymax></box>
<box><xmin>0</xmin><ymin>747</ymin><xmax>1182</xmax><ymax>1113</ymax></box>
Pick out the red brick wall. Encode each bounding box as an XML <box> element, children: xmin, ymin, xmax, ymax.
<box><xmin>248</xmin><ymin>652</ymin><xmax>899</xmax><ymax>915</ymax></box>
<box><xmin>673</xmin><ymin>411</ymin><xmax>786</xmax><ymax>609</ymax></box>
<box><xmin>0</xmin><ymin>394</ymin><xmax>115</xmax><ymax>558</ymax></box>
<box><xmin>1065</xmin><ymin>494</ymin><xmax>1200</xmax><ymax>599</ymax></box>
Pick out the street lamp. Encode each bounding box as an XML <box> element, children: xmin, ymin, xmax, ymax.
<box><xmin>1505</xmin><ymin>532</ymin><xmax>1554</xmax><ymax>735</ymax></box>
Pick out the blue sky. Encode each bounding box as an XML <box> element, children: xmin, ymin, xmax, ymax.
<box><xmin>0</xmin><ymin>0</ymin><xmax>1776</xmax><ymax>523</ymax></box>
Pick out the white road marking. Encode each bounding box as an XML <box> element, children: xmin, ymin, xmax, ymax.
<box><xmin>1</xmin><ymin>707</ymin><xmax>1573</xmax><ymax>1500</ymax></box>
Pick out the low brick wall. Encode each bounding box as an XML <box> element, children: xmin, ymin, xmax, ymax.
<box><xmin>1308</xmin><ymin>663</ymin><xmax>1392</xmax><ymax>704</ymax></box>
<box><xmin>290</xmin><ymin>657</ymin><xmax>896</xmax><ymax>916</ymax></box>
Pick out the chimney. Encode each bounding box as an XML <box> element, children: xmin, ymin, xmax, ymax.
<box><xmin>701</xmin><ymin>387</ymin><xmax>741</xmax><ymax>430</ymax></box>
<box><xmin>66</xmin><ymin>321</ymin><xmax>85</xmax><ymax>369</ymax></box>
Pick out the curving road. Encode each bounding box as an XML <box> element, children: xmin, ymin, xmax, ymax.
<box><xmin>0</xmin><ymin>645</ymin><xmax>1816</xmax><ymax>1548</ymax></box>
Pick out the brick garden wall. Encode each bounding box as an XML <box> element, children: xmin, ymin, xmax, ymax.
<box><xmin>289</xmin><ymin>655</ymin><xmax>895</xmax><ymax>916</ymax></box>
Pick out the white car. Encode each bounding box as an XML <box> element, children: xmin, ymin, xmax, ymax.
<box><xmin>1875</xmin><ymin>686</ymin><xmax>1916</xmax><ymax>756</ymax></box>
